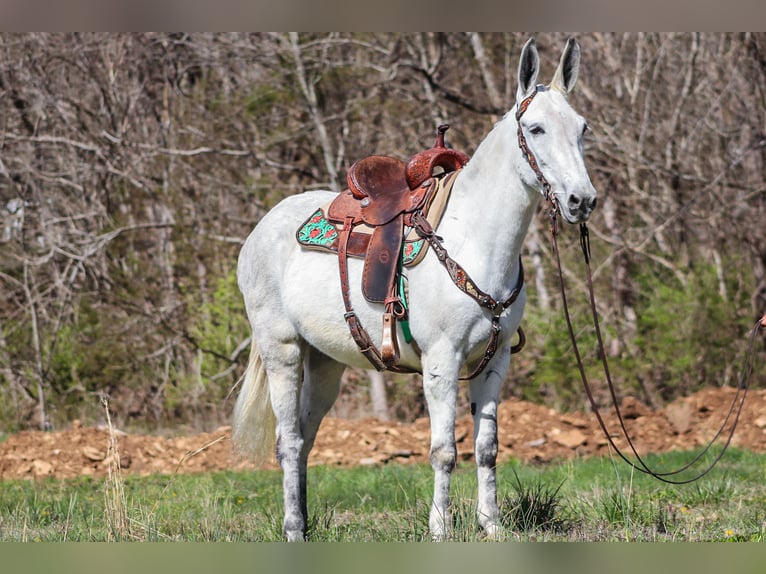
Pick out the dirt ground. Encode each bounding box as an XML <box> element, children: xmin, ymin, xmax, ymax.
<box><xmin>2</xmin><ymin>387</ymin><xmax>766</xmax><ymax>480</ymax></box>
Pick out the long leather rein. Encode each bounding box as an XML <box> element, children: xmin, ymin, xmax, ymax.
<box><xmin>517</xmin><ymin>86</ymin><xmax>764</xmax><ymax>483</ymax></box>
<box><xmin>552</xmin><ymin>217</ymin><xmax>761</xmax><ymax>483</ymax></box>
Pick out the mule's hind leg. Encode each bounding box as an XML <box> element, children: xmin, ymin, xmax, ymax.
<box><xmin>261</xmin><ymin>337</ymin><xmax>308</xmax><ymax>541</ymax></box>
<box><xmin>297</xmin><ymin>346</ymin><xmax>345</xmax><ymax>531</ymax></box>
<box><xmin>469</xmin><ymin>347</ymin><xmax>511</xmax><ymax>538</ymax></box>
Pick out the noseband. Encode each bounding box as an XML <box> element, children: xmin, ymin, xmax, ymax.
<box><xmin>515</xmin><ymin>86</ymin><xmax>554</xmax><ymax>206</ymax></box>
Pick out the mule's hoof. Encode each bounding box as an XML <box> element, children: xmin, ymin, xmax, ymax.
<box><xmin>482</xmin><ymin>522</ymin><xmax>505</xmax><ymax>541</ymax></box>
<box><xmin>429</xmin><ymin>516</ymin><xmax>450</xmax><ymax>541</ymax></box>
<box><xmin>284</xmin><ymin>529</ymin><xmax>306</xmax><ymax>542</ymax></box>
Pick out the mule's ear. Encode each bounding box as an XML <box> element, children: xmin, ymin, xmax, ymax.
<box><xmin>551</xmin><ymin>37</ymin><xmax>580</xmax><ymax>94</ymax></box>
<box><xmin>516</xmin><ymin>37</ymin><xmax>540</xmax><ymax>104</ymax></box>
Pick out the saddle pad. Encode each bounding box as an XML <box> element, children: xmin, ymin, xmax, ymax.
<box><xmin>295</xmin><ymin>170</ymin><xmax>459</xmax><ymax>267</ymax></box>
<box><xmin>296</xmin><ymin>208</ymin><xmax>426</xmax><ymax>266</ymax></box>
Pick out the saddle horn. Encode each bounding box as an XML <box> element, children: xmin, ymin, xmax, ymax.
<box><xmin>405</xmin><ymin>124</ymin><xmax>469</xmax><ymax>190</ymax></box>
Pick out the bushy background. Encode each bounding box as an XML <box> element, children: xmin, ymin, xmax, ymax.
<box><xmin>1</xmin><ymin>33</ymin><xmax>764</xmax><ymax>431</ymax></box>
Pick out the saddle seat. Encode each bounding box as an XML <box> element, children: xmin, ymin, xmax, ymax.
<box><xmin>329</xmin><ymin>156</ymin><xmax>431</xmax><ymax>228</ymax></box>
<box><xmin>330</xmin><ymin>124</ymin><xmax>470</xmax><ymax>228</ymax></box>
<box><xmin>347</xmin><ymin>155</ymin><xmax>413</xmax><ymax>224</ymax></box>
<box><xmin>327</xmin><ymin>163</ymin><xmax>431</xmax><ymax>306</ymax></box>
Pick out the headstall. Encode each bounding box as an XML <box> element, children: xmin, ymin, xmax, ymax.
<box><xmin>515</xmin><ymin>86</ymin><xmax>554</xmax><ymax>208</ymax></box>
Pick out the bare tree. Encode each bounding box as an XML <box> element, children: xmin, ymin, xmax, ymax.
<box><xmin>1</xmin><ymin>33</ymin><xmax>764</xmax><ymax>429</ymax></box>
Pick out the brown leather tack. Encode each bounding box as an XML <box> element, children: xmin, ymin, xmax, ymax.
<box><xmin>362</xmin><ymin>213</ymin><xmax>404</xmax><ymax>303</ymax></box>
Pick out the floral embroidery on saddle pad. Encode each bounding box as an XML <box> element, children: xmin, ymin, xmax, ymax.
<box><xmin>297</xmin><ymin>210</ymin><xmax>338</xmax><ymax>248</ymax></box>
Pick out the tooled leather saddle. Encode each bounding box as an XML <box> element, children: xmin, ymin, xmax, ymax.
<box><xmin>297</xmin><ymin>125</ymin><xmax>469</xmax><ymax>371</ymax></box>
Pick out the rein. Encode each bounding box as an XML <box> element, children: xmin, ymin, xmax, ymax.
<box><xmin>549</xmin><ymin>214</ymin><xmax>761</xmax><ymax>483</ymax></box>
<box><xmin>516</xmin><ymin>87</ymin><xmax>763</xmax><ymax>482</ymax></box>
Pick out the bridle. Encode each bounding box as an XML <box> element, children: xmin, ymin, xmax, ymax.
<box><xmin>516</xmin><ymin>85</ymin><xmax>763</xmax><ymax>484</ymax></box>
<box><xmin>515</xmin><ymin>85</ymin><xmax>554</xmax><ymax>206</ymax></box>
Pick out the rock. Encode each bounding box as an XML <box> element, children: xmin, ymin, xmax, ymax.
<box><xmin>665</xmin><ymin>400</ymin><xmax>693</xmax><ymax>434</ymax></box>
<box><xmin>95</xmin><ymin>424</ymin><xmax>127</xmax><ymax>437</ymax></box>
<box><xmin>82</xmin><ymin>446</ymin><xmax>105</xmax><ymax>461</ymax></box>
<box><xmin>620</xmin><ymin>396</ymin><xmax>651</xmax><ymax>419</ymax></box>
<box><xmin>560</xmin><ymin>414</ymin><xmax>589</xmax><ymax>428</ymax></box>
<box><xmin>392</xmin><ymin>450</ymin><xmax>413</xmax><ymax>458</ymax></box>
<box><xmin>552</xmin><ymin>429</ymin><xmax>587</xmax><ymax>449</ymax></box>
<box><xmin>458</xmin><ymin>449</ymin><xmax>473</xmax><ymax>461</ymax></box>
<box><xmin>31</xmin><ymin>459</ymin><xmax>53</xmax><ymax>477</ymax></box>
<box><xmin>120</xmin><ymin>451</ymin><xmax>132</xmax><ymax>469</ymax></box>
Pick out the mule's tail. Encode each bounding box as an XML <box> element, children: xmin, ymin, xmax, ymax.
<box><xmin>232</xmin><ymin>341</ymin><xmax>276</xmax><ymax>466</ymax></box>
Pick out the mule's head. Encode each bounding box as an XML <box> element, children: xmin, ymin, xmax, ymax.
<box><xmin>515</xmin><ymin>37</ymin><xmax>597</xmax><ymax>224</ymax></box>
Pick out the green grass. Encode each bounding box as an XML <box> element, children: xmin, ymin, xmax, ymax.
<box><xmin>1</xmin><ymin>449</ymin><xmax>765</xmax><ymax>541</ymax></box>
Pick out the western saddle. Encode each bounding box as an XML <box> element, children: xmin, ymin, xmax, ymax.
<box><xmin>326</xmin><ymin>125</ymin><xmax>469</xmax><ymax>371</ymax></box>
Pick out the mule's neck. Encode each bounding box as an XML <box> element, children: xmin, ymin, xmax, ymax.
<box><xmin>440</xmin><ymin>111</ymin><xmax>541</xmax><ymax>295</ymax></box>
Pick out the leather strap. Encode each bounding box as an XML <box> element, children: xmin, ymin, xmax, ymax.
<box><xmin>337</xmin><ymin>180</ymin><xmax>527</xmax><ymax>378</ymax></box>
<box><xmin>515</xmin><ymin>87</ymin><xmax>553</xmax><ymax>202</ymax></box>
<box><xmin>338</xmin><ymin>215</ymin><xmax>389</xmax><ymax>371</ymax></box>
<box><xmin>550</xmin><ymin>215</ymin><xmax>758</xmax><ymax>484</ymax></box>
<box><xmin>410</xmin><ymin>211</ymin><xmax>526</xmax><ymax>380</ymax></box>
<box><xmin>338</xmin><ymin>214</ymin><xmax>417</xmax><ymax>373</ymax></box>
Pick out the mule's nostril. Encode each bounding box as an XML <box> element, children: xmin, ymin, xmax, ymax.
<box><xmin>568</xmin><ymin>195</ymin><xmax>581</xmax><ymax>209</ymax></box>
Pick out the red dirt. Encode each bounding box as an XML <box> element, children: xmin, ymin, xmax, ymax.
<box><xmin>2</xmin><ymin>387</ymin><xmax>766</xmax><ymax>480</ymax></box>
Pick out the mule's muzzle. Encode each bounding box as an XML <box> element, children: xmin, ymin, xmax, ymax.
<box><xmin>564</xmin><ymin>193</ymin><xmax>597</xmax><ymax>223</ymax></box>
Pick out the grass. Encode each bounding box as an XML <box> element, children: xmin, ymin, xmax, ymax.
<box><xmin>2</xmin><ymin>447</ymin><xmax>766</xmax><ymax>541</ymax></box>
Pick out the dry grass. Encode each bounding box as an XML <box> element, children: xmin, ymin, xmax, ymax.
<box><xmin>101</xmin><ymin>397</ymin><xmax>131</xmax><ymax>541</ymax></box>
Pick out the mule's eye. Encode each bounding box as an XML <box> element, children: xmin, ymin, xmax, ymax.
<box><xmin>530</xmin><ymin>125</ymin><xmax>545</xmax><ymax>135</ymax></box>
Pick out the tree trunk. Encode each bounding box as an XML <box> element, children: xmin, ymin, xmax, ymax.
<box><xmin>287</xmin><ymin>32</ymin><xmax>340</xmax><ymax>191</ymax></box>
<box><xmin>368</xmin><ymin>370</ymin><xmax>389</xmax><ymax>420</ymax></box>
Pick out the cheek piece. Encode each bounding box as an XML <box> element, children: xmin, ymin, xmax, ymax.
<box><xmin>515</xmin><ymin>86</ymin><xmax>553</xmax><ymax>206</ymax></box>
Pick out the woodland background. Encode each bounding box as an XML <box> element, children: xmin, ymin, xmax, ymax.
<box><xmin>1</xmin><ymin>32</ymin><xmax>765</xmax><ymax>433</ymax></box>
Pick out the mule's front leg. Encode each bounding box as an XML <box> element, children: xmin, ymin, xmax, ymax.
<box><xmin>422</xmin><ymin>358</ymin><xmax>459</xmax><ymax>540</ymax></box>
<box><xmin>469</xmin><ymin>347</ymin><xmax>510</xmax><ymax>539</ymax></box>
